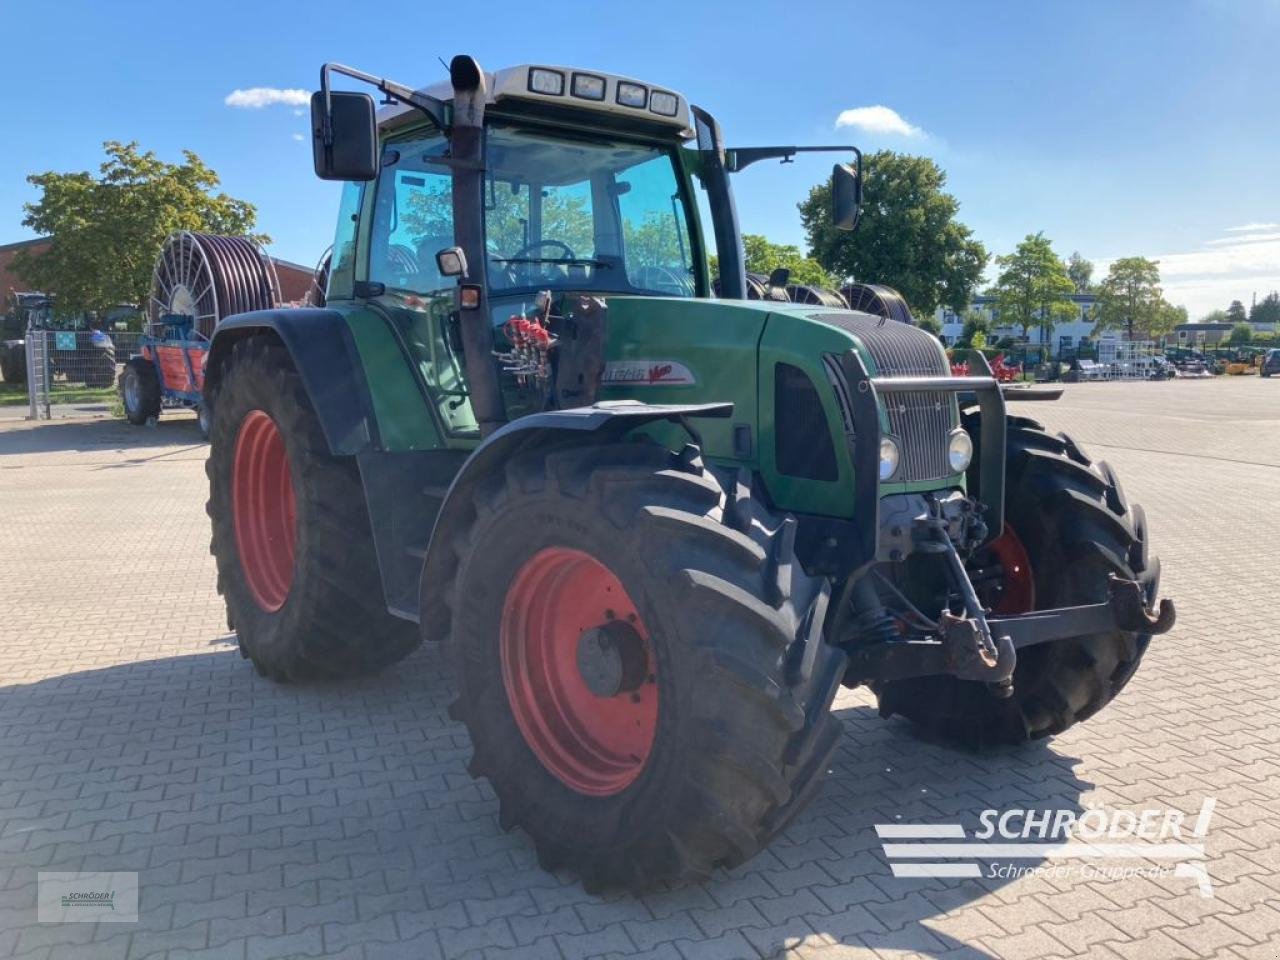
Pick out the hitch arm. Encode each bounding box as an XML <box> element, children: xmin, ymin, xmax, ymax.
<box><xmin>991</xmin><ymin>576</ymin><xmax>1176</xmax><ymax>650</ymax></box>
<box><xmin>844</xmin><ymin>575</ymin><xmax>1175</xmax><ymax>686</ymax></box>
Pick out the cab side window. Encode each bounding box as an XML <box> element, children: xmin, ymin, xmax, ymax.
<box><xmin>368</xmin><ymin>135</ymin><xmax>455</xmax><ymax>296</ymax></box>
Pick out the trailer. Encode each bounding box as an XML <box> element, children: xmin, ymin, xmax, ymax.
<box><xmin>118</xmin><ymin>232</ymin><xmax>278</xmax><ymax>436</ymax></box>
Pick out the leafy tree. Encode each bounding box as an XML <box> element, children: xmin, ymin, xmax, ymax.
<box><xmin>742</xmin><ymin>234</ymin><xmax>836</xmax><ymax>288</ymax></box>
<box><xmin>1199</xmin><ymin>309</ymin><xmax>1229</xmax><ymax>324</ymax></box>
<box><xmin>915</xmin><ymin>314</ymin><xmax>942</xmax><ymax>338</ymax></box>
<box><xmin>711</xmin><ymin>234</ymin><xmax>836</xmax><ymax>289</ymax></box>
<box><xmin>1154</xmin><ymin>301</ymin><xmax>1187</xmax><ymax>338</ymax></box>
<box><xmin>1066</xmin><ymin>251</ymin><xmax>1094</xmax><ymax>293</ymax></box>
<box><xmin>1096</xmin><ymin>257</ymin><xmax>1163</xmax><ymax>340</ymax></box>
<box><xmin>1249</xmin><ymin>291</ymin><xmax>1280</xmax><ymax>326</ymax></box>
<box><xmin>1228</xmin><ymin>322</ymin><xmax>1253</xmax><ymax>344</ymax></box>
<box><xmin>799</xmin><ymin>151</ymin><xmax>988</xmax><ymax>315</ymax></box>
<box><xmin>14</xmin><ymin>141</ymin><xmax>262</xmax><ymax>313</ymax></box>
<box><xmin>1226</xmin><ymin>300</ymin><xmax>1248</xmax><ymax>324</ymax></box>
<box><xmin>991</xmin><ymin>232</ymin><xmax>1077</xmax><ymax>340</ymax></box>
<box><xmin>956</xmin><ymin>311</ymin><xmax>989</xmax><ymax>348</ymax></box>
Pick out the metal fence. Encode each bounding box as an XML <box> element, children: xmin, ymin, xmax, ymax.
<box><xmin>21</xmin><ymin>330</ymin><xmax>144</xmax><ymax>419</ymax></box>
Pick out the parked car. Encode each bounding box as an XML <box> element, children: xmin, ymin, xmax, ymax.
<box><xmin>1262</xmin><ymin>348</ymin><xmax>1280</xmax><ymax>378</ymax></box>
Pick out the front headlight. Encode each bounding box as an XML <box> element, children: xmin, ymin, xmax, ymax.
<box><xmin>948</xmin><ymin>428</ymin><xmax>974</xmax><ymax>473</ymax></box>
<box><xmin>879</xmin><ymin>436</ymin><xmax>900</xmax><ymax>480</ymax></box>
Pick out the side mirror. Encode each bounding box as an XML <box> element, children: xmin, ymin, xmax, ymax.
<box><xmin>436</xmin><ymin>247</ymin><xmax>468</xmax><ymax>278</ymax></box>
<box><xmin>311</xmin><ymin>91</ymin><xmax>378</xmax><ymax>181</ymax></box>
<box><xmin>832</xmin><ymin>162</ymin><xmax>862</xmax><ymax>232</ymax></box>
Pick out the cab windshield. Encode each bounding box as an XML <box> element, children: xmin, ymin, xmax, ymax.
<box><xmin>483</xmin><ymin>126</ymin><xmax>698</xmax><ymax>297</ymax></box>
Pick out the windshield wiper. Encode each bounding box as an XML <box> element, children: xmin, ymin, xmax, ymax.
<box><xmin>492</xmin><ymin>257</ymin><xmax>613</xmax><ymax>268</ymax></box>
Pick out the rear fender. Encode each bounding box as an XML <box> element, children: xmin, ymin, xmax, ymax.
<box><xmin>205</xmin><ymin>309</ymin><xmax>376</xmax><ymax>455</ymax></box>
<box><xmin>418</xmin><ymin>401</ymin><xmax>732</xmax><ymax>640</ymax></box>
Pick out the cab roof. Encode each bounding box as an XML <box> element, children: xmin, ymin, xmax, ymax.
<box><xmin>377</xmin><ymin>64</ymin><xmax>694</xmax><ymax>139</ymax></box>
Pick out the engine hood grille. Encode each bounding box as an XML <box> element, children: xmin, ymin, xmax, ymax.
<box><xmin>810</xmin><ymin>311</ymin><xmax>958</xmax><ymax>483</ymax></box>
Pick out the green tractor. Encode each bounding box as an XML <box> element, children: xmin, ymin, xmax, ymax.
<box><xmin>204</xmin><ymin>56</ymin><xmax>1174</xmax><ymax>892</ymax></box>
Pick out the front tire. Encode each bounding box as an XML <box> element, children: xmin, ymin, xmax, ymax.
<box><xmin>444</xmin><ymin>442</ymin><xmax>846</xmax><ymax>892</ymax></box>
<box><xmin>875</xmin><ymin>414</ymin><xmax>1160</xmax><ymax>746</ymax></box>
<box><xmin>207</xmin><ymin>335</ymin><xmax>419</xmax><ymax>681</ymax></box>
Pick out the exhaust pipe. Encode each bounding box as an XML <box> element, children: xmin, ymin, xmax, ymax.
<box><xmin>449</xmin><ymin>55</ymin><xmax>507</xmax><ymax>437</ymax></box>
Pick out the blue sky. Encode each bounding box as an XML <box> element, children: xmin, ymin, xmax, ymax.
<box><xmin>2</xmin><ymin>0</ymin><xmax>1277</xmax><ymax>317</ymax></box>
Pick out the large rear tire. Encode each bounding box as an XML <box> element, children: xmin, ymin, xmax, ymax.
<box><xmin>206</xmin><ymin>335</ymin><xmax>419</xmax><ymax>681</ymax></box>
<box><xmin>444</xmin><ymin>442</ymin><xmax>847</xmax><ymax>892</ymax></box>
<box><xmin>875</xmin><ymin>414</ymin><xmax>1160</xmax><ymax>746</ymax></box>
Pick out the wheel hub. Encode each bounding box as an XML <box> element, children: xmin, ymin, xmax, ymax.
<box><xmin>499</xmin><ymin>546</ymin><xmax>657</xmax><ymax>797</ymax></box>
<box><xmin>576</xmin><ymin>620</ymin><xmax>649</xmax><ymax>698</ymax></box>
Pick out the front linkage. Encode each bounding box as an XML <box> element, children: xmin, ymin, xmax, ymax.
<box><xmin>826</xmin><ymin>350</ymin><xmax>1176</xmax><ymax>693</ymax></box>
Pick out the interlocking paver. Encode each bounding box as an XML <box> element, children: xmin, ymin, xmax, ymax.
<box><xmin>2</xmin><ymin>381</ymin><xmax>1279</xmax><ymax>958</ymax></box>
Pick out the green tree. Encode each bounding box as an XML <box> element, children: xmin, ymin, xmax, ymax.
<box><xmin>916</xmin><ymin>314</ymin><xmax>942</xmax><ymax>338</ymax></box>
<box><xmin>1249</xmin><ymin>291</ymin><xmax>1280</xmax><ymax>326</ymax></box>
<box><xmin>956</xmin><ymin>310</ymin><xmax>989</xmax><ymax>348</ymax></box>
<box><xmin>798</xmin><ymin>151</ymin><xmax>988</xmax><ymax>315</ymax></box>
<box><xmin>14</xmin><ymin>141</ymin><xmax>262</xmax><ymax>313</ymax></box>
<box><xmin>1066</xmin><ymin>251</ymin><xmax>1094</xmax><ymax>293</ymax></box>
<box><xmin>1096</xmin><ymin>257</ymin><xmax>1163</xmax><ymax>340</ymax></box>
<box><xmin>1154</xmin><ymin>301</ymin><xmax>1187</xmax><ymax>339</ymax></box>
<box><xmin>1228</xmin><ymin>322</ymin><xmax>1253</xmax><ymax>344</ymax></box>
<box><xmin>1226</xmin><ymin>300</ymin><xmax>1248</xmax><ymax>324</ymax></box>
<box><xmin>991</xmin><ymin>233</ymin><xmax>1077</xmax><ymax>341</ymax></box>
<box><xmin>1199</xmin><ymin>308</ymin><xmax>1229</xmax><ymax>324</ymax></box>
<box><xmin>711</xmin><ymin>234</ymin><xmax>836</xmax><ymax>289</ymax></box>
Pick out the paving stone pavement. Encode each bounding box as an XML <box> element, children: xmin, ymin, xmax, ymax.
<box><xmin>1</xmin><ymin>379</ymin><xmax>1278</xmax><ymax>960</ymax></box>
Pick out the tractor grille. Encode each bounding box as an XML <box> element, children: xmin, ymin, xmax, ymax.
<box><xmin>813</xmin><ymin>312</ymin><xmax>957</xmax><ymax>483</ymax></box>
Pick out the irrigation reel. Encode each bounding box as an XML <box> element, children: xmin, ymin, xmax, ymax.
<box><xmin>121</xmin><ymin>232</ymin><xmax>281</xmax><ymax>436</ymax></box>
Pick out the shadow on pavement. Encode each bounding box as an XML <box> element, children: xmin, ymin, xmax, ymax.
<box><xmin>0</xmin><ymin>643</ymin><xmax>1087</xmax><ymax>958</ymax></box>
<box><xmin>0</xmin><ymin>414</ymin><xmax>204</xmax><ymax>457</ymax></box>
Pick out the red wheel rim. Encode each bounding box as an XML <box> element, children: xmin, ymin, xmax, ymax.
<box><xmin>988</xmin><ymin>524</ymin><xmax>1035</xmax><ymax>615</ymax></box>
<box><xmin>232</xmin><ymin>409</ymin><xmax>296</xmax><ymax>612</ymax></box>
<box><xmin>500</xmin><ymin>547</ymin><xmax>658</xmax><ymax>797</ymax></box>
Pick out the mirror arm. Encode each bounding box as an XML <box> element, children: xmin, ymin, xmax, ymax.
<box><xmin>725</xmin><ymin>144</ymin><xmax>860</xmax><ymax>173</ymax></box>
<box><xmin>319</xmin><ymin>62</ymin><xmax>448</xmax><ymax>138</ymax></box>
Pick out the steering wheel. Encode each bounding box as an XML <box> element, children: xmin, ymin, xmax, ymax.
<box><xmin>636</xmin><ymin>264</ymin><xmax>692</xmax><ymax>296</ymax></box>
<box><xmin>509</xmin><ymin>239</ymin><xmax>576</xmax><ymax>262</ymax></box>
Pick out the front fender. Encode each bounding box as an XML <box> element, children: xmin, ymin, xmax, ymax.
<box><xmin>206</xmin><ymin>309</ymin><xmax>376</xmax><ymax>455</ymax></box>
<box><xmin>417</xmin><ymin>401</ymin><xmax>731</xmax><ymax>640</ymax></box>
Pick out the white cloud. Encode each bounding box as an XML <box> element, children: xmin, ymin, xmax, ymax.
<box><xmin>834</xmin><ymin>105</ymin><xmax>924</xmax><ymax>138</ymax></box>
<box><xmin>1224</xmin><ymin>222</ymin><xmax>1279</xmax><ymax>233</ymax></box>
<box><xmin>225</xmin><ymin>87</ymin><xmax>310</xmax><ymax>109</ymax></box>
<box><xmin>1096</xmin><ymin>230</ymin><xmax>1280</xmax><ymax>317</ymax></box>
<box><xmin>292</xmin><ymin>133</ymin><xmax>305</xmax><ymax>142</ymax></box>
<box><xmin>1205</xmin><ymin>231</ymin><xmax>1280</xmax><ymax>247</ymax></box>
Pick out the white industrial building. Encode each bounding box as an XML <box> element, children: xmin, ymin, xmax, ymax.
<box><xmin>935</xmin><ymin>293</ymin><xmax>1100</xmax><ymax>357</ymax></box>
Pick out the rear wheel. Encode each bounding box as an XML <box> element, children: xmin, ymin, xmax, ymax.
<box><xmin>445</xmin><ymin>443</ymin><xmax>846</xmax><ymax>892</ymax></box>
<box><xmin>206</xmin><ymin>335</ymin><xmax>419</xmax><ymax>680</ymax></box>
<box><xmin>875</xmin><ymin>414</ymin><xmax>1160</xmax><ymax>746</ymax></box>
<box><xmin>119</xmin><ymin>358</ymin><xmax>161</xmax><ymax>425</ymax></box>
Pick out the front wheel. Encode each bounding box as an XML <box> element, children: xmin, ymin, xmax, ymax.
<box><xmin>875</xmin><ymin>414</ymin><xmax>1161</xmax><ymax>746</ymax></box>
<box><xmin>444</xmin><ymin>443</ymin><xmax>846</xmax><ymax>892</ymax></box>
